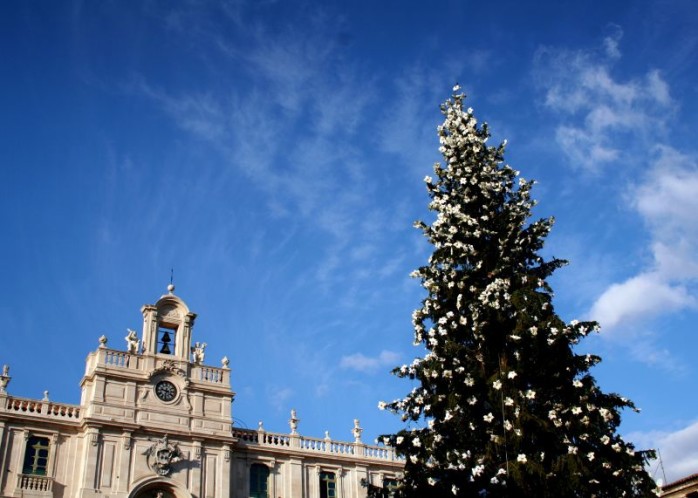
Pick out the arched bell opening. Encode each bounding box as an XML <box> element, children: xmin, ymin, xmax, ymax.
<box><xmin>140</xmin><ymin>286</ymin><xmax>197</xmax><ymax>361</ymax></box>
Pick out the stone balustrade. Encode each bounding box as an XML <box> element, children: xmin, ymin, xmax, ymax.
<box><xmin>3</xmin><ymin>396</ymin><xmax>81</xmax><ymax>421</ymax></box>
<box><xmin>86</xmin><ymin>347</ymin><xmax>230</xmax><ymax>386</ymax></box>
<box><xmin>104</xmin><ymin>349</ymin><xmax>131</xmax><ymax>368</ymax></box>
<box><xmin>192</xmin><ymin>365</ymin><xmax>227</xmax><ymax>384</ymax></box>
<box><xmin>16</xmin><ymin>473</ymin><xmax>54</xmax><ymax>492</ymax></box>
<box><xmin>231</xmin><ymin>428</ymin><xmax>401</xmax><ymax>462</ymax></box>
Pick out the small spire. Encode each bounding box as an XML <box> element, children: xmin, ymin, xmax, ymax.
<box><xmin>168</xmin><ymin>268</ymin><xmax>175</xmax><ymax>294</ymax></box>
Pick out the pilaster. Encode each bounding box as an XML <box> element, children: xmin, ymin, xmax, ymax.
<box><xmin>190</xmin><ymin>439</ymin><xmax>203</xmax><ymax>497</ymax></box>
<box><xmin>289</xmin><ymin>457</ymin><xmax>304</xmax><ymax>498</ymax></box>
<box><xmin>117</xmin><ymin>431</ymin><xmax>132</xmax><ymax>493</ymax></box>
<box><xmin>78</xmin><ymin>427</ymin><xmax>101</xmax><ymax>494</ymax></box>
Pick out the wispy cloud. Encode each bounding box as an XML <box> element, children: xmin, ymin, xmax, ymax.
<box><xmin>266</xmin><ymin>385</ymin><xmax>293</xmax><ymax>412</ymax></box>
<box><xmin>532</xmin><ymin>31</ymin><xmax>698</xmax><ymax>372</ymax></box>
<box><xmin>340</xmin><ymin>350</ymin><xmax>400</xmax><ymax>373</ymax></box>
<box><xmin>533</xmin><ymin>27</ymin><xmax>675</xmax><ymax>173</ymax></box>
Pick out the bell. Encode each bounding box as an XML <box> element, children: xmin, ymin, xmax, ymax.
<box><xmin>160</xmin><ymin>331</ymin><xmax>172</xmax><ymax>354</ymax></box>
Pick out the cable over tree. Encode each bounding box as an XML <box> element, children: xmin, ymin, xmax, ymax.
<box><xmin>372</xmin><ymin>87</ymin><xmax>657</xmax><ymax>497</ymax></box>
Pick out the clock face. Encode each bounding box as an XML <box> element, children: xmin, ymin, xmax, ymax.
<box><xmin>155</xmin><ymin>380</ymin><xmax>177</xmax><ymax>402</ymax></box>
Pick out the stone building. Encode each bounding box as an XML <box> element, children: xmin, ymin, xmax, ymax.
<box><xmin>0</xmin><ymin>286</ymin><xmax>403</xmax><ymax>498</ymax></box>
<box><xmin>661</xmin><ymin>473</ymin><xmax>698</xmax><ymax>497</ymax></box>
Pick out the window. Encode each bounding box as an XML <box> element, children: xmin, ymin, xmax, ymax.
<box><xmin>384</xmin><ymin>478</ymin><xmax>398</xmax><ymax>497</ymax></box>
<box><xmin>157</xmin><ymin>325</ymin><xmax>177</xmax><ymax>355</ymax></box>
<box><xmin>319</xmin><ymin>471</ymin><xmax>336</xmax><ymax>498</ymax></box>
<box><xmin>250</xmin><ymin>463</ymin><xmax>269</xmax><ymax>498</ymax></box>
<box><xmin>22</xmin><ymin>436</ymin><xmax>50</xmax><ymax>476</ymax></box>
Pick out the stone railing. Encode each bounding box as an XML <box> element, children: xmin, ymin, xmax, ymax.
<box><xmin>300</xmin><ymin>436</ymin><xmax>355</xmax><ymax>455</ymax></box>
<box><xmin>16</xmin><ymin>473</ymin><xmax>54</xmax><ymax>492</ymax></box>
<box><xmin>85</xmin><ymin>347</ymin><xmax>230</xmax><ymax>386</ymax></box>
<box><xmin>104</xmin><ymin>350</ymin><xmax>131</xmax><ymax>368</ymax></box>
<box><xmin>192</xmin><ymin>365</ymin><xmax>228</xmax><ymax>385</ymax></box>
<box><xmin>231</xmin><ymin>428</ymin><xmax>402</xmax><ymax>462</ymax></box>
<box><xmin>3</xmin><ymin>396</ymin><xmax>81</xmax><ymax>421</ymax></box>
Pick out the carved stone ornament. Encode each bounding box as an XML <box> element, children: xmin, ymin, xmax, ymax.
<box><xmin>0</xmin><ymin>364</ymin><xmax>10</xmax><ymax>393</ymax></box>
<box><xmin>143</xmin><ymin>435</ymin><xmax>183</xmax><ymax>476</ymax></box>
<box><xmin>150</xmin><ymin>360</ymin><xmax>186</xmax><ymax>379</ymax></box>
<box><xmin>160</xmin><ymin>305</ymin><xmax>181</xmax><ymax>320</ymax></box>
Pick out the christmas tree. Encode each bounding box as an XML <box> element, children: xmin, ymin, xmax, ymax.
<box><xmin>373</xmin><ymin>87</ymin><xmax>657</xmax><ymax>497</ymax></box>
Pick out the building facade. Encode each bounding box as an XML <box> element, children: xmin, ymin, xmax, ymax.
<box><xmin>0</xmin><ymin>287</ymin><xmax>403</xmax><ymax>498</ymax></box>
<box><xmin>661</xmin><ymin>473</ymin><xmax>698</xmax><ymax>498</ymax></box>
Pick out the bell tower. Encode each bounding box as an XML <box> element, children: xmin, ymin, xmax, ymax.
<box><xmin>77</xmin><ymin>286</ymin><xmax>234</xmax><ymax>498</ymax></box>
<box><xmin>140</xmin><ymin>284</ymin><xmax>196</xmax><ymax>360</ymax></box>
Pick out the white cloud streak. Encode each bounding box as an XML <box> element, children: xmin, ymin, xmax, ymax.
<box><xmin>340</xmin><ymin>350</ymin><xmax>400</xmax><ymax>373</ymax></box>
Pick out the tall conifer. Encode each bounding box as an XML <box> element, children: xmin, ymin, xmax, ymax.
<box><xmin>374</xmin><ymin>87</ymin><xmax>656</xmax><ymax>497</ymax></box>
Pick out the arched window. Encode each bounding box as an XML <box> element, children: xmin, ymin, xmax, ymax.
<box><xmin>22</xmin><ymin>436</ymin><xmax>50</xmax><ymax>475</ymax></box>
<box><xmin>319</xmin><ymin>471</ymin><xmax>336</xmax><ymax>498</ymax></box>
<box><xmin>250</xmin><ymin>463</ymin><xmax>269</xmax><ymax>498</ymax></box>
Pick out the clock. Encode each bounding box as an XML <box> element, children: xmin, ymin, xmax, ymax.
<box><xmin>155</xmin><ymin>380</ymin><xmax>177</xmax><ymax>402</ymax></box>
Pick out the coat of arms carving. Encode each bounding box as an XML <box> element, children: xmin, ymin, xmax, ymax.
<box><xmin>143</xmin><ymin>435</ymin><xmax>183</xmax><ymax>476</ymax></box>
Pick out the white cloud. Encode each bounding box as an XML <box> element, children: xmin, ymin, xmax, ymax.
<box><xmin>628</xmin><ymin>420</ymin><xmax>698</xmax><ymax>485</ymax></box>
<box><xmin>340</xmin><ymin>350</ymin><xmax>400</xmax><ymax>373</ymax></box>
<box><xmin>590</xmin><ymin>146</ymin><xmax>698</xmax><ymax>335</ymax></box>
<box><xmin>634</xmin><ymin>147</ymin><xmax>698</xmax><ymax>239</ymax></box>
<box><xmin>590</xmin><ymin>273</ymin><xmax>695</xmax><ymax>330</ymax></box>
<box><xmin>533</xmin><ymin>31</ymin><xmax>675</xmax><ymax>173</ymax></box>
<box><xmin>603</xmin><ymin>25</ymin><xmax>622</xmax><ymax>60</ymax></box>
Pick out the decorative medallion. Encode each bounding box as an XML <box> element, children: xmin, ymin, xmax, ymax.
<box><xmin>143</xmin><ymin>435</ymin><xmax>183</xmax><ymax>476</ymax></box>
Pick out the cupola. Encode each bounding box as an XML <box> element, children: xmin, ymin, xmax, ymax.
<box><xmin>140</xmin><ymin>284</ymin><xmax>197</xmax><ymax>361</ymax></box>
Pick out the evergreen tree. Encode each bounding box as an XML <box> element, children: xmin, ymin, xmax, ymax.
<box><xmin>373</xmin><ymin>87</ymin><xmax>657</xmax><ymax>497</ymax></box>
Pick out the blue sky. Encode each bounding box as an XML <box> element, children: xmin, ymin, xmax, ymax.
<box><xmin>2</xmin><ymin>0</ymin><xmax>697</xmax><ymax>485</ymax></box>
